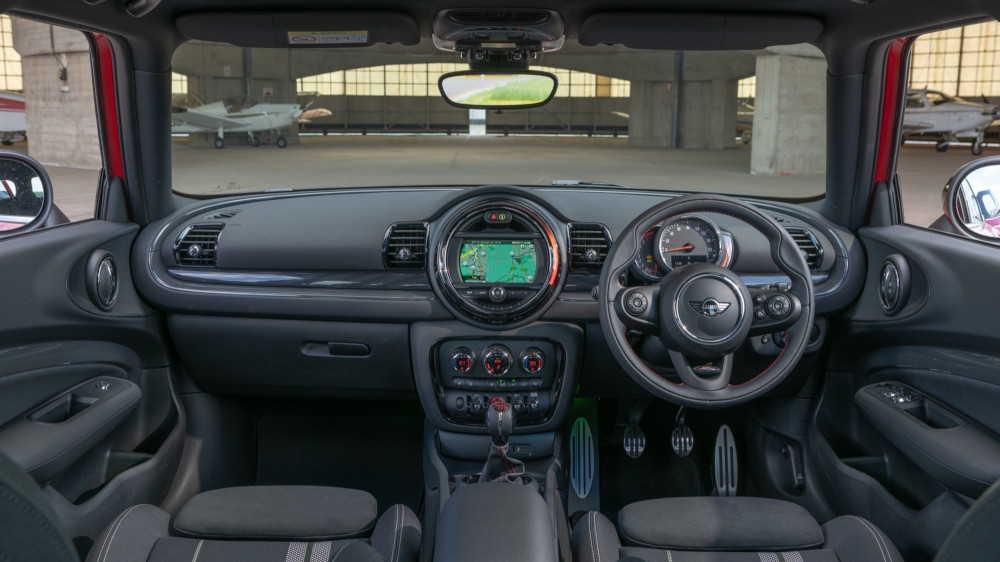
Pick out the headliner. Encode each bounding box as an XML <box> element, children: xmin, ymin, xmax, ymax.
<box><xmin>2</xmin><ymin>0</ymin><xmax>997</xmax><ymax>75</ymax></box>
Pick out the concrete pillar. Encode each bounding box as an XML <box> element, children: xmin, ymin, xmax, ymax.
<box><xmin>628</xmin><ymin>78</ymin><xmax>737</xmax><ymax>149</ymax></box>
<box><xmin>751</xmin><ymin>45</ymin><xmax>827</xmax><ymax>176</ymax></box>
<box><xmin>628</xmin><ymin>81</ymin><xmax>674</xmax><ymax>148</ymax></box>
<box><xmin>11</xmin><ymin>18</ymin><xmax>100</xmax><ymax>169</ymax></box>
<box><xmin>680</xmin><ymin>79</ymin><xmax>737</xmax><ymax>150</ymax></box>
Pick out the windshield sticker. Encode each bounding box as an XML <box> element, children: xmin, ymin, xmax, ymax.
<box><xmin>287</xmin><ymin>31</ymin><xmax>369</xmax><ymax>45</ymax></box>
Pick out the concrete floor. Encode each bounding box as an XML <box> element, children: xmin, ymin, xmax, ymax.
<box><xmin>10</xmin><ymin>135</ymin><xmax>997</xmax><ymax>228</ymax></box>
<box><xmin>171</xmin><ymin>135</ymin><xmax>827</xmax><ymax>200</ymax></box>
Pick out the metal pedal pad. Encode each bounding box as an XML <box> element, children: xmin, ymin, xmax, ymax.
<box><xmin>671</xmin><ymin>423</ymin><xmax>694</xmax><ymax>457</ymax></box>
<box><xmin>623</xmin><ymin>424</ymin><xmax>646</xmax><ymax>458</ymax></box>
<box><xmin>569</xmin><ymin>417</ymin><xmax>595</xmax><ymax>499</ymax></box>
<box><xmin>713</xmin><ymin>424</ymin><xmax>739</xmax><ymax>496</ymax></box>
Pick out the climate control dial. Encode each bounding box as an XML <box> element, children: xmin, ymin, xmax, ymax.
<box><xmin>520</xmin><ymin>348</ymin><xmax>545</xmax><ymax>374</ymax></box>
<box><xmin>482</xmin><ymin>345</ymin><xmax>513</xmax><ymax>377</ymax></box>
<box><xmin>450</xmin><ymin>347</ymin><xmax>475</xmax><ymax>373</ymax></box>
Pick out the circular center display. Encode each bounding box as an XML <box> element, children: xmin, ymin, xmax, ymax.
<box><xmin>458</xmin><ymin>239</ymin><xmax>538</xmax><ymax>283</ymax></box>
<box><xmin>656</xmin><ymin>216</ymin><xmax>721</xmax><ymax>271</ymax></box>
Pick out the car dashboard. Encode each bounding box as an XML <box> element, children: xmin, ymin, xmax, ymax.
<box><xmin>132</xmin><ymin>185</ymin><xmax>863</xmax><ymax>433</ymax></box>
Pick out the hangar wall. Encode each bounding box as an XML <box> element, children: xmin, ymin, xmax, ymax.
<box><xmin>11</xmin><ymin>19</ymin><xmax>100</xmax><ymax>169</ymax></box>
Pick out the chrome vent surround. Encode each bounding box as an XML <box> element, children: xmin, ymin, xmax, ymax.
<box><xmin>447</xmin><ymin>10</ymin><xmax>551</xmax><ymax>26</ymax></box>
<box><xmin>784</xmin><ymin>227</ymin><xmax>823</xmax><ymax>270</ymax></box>
<box><xmin>568</xmin><ymin>223</ymin><xmax>611</xmax><ymax>270</ymax></box>
<box><xmin>174</xmin><ymin>223</ymin><xmax>224</xmax><ymax>267</ymax></box>
<box><xmin>384</xmin><ymin>222</ymin><xmax>428</xmax><ymax>269</ymax></box>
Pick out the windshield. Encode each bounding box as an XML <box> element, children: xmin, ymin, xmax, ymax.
<box><xmin>170</xmin><ymin>41</ymin><xmax>827</xmax><ymax>199</ymax></box>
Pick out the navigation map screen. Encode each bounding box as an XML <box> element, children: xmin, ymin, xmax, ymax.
<box><xmin>458</xmin><ymin>239</ymin><xmax>538</xmax><ymax>284</ymax></box>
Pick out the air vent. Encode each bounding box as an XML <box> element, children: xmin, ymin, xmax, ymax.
<box><xmin>384</xmin><ymin>222</ymin><xmax>428</xmax><ymax>269</ymax></box>
<box><xmin>569</xmin><ymin>223</ymin><xmax>611</xmax><ymax>270</ymax></box>
<box><xmin>174</xmin><ymin>223</ymin><xmax>223</xmax><ymax>267</ymax></box>
<box><xmin>784</xmin><ymin>227</ymin><xmax>823</xmax><ymax>270</ymax></box>
<box><xmin>205</xmin><ymin>209</ymin><xmax>240</xmax><ymax>220</ymax></box>
<box><xmin>448</xmin><ymin>10</ymin><xmax>550</xmax><ymax>26</ymax></box>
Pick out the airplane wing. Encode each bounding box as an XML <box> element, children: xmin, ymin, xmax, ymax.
<box><xmin>901</xmin><ymin>120</ymin><xmax>934</xmax><ymax>132</ymax></box>
<box><xmin>171</xmin><ymin>107</ymin><xmax>246</xmax><ymax>130</ymax></box>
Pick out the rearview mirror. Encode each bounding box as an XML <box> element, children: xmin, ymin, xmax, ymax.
<box><xmin>0</xmin><ymin>152</ymin><xmax>53</xmax><ymax>236</ymax></box>
<box><xmin>438</xmin><ymin>71</ymin><xmax>558</xmax><ymax>109</ymax></box>
<box><xmin>942</xmin><ymin>156</ymin><xmax>1000</xmax><ymax>241</ymax></box>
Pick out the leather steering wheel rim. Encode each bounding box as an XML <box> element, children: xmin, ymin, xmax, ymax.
<box><xmin>598</xmin><ymin>193</ymin><xmax>815</xmax><ymax>409</ymax></box>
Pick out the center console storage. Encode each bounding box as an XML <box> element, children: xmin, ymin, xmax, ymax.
<box><xmin>433</xmin><ymin>483</ymin><xmax>557</xmax><ymax>562</ymax></box>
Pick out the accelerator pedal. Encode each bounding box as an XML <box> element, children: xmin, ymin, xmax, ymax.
<box><xmin>713</xmin><ymin>424</ymin><xmax>739</xmax><ymax>496</ymax></box>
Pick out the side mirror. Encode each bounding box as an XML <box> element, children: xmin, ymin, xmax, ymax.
<box><xmin>438</xmin><ymin>70</ymin><xmax>558</xmax><ymax>109</ymax></box>
<box><xmin>0</xmin><ymin>152</ymin><xmax>53</xmax><ymax>237</ymax></box>
<box><xmin>943</xmin><ymin>156</ymin><xmax>1000</xmax><ymax>240</ymax></box>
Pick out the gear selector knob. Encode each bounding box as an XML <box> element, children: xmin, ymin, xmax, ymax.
<box><xmin>485</xmin><ymin>398</ymin><xmax>514</xmax><ymax>447</ymax></box>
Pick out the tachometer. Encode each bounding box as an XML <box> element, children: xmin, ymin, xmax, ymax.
<box><xmin>656</xmin><ymin>215</ymin><xmax>722</xmax><ymax>272</ymax></box>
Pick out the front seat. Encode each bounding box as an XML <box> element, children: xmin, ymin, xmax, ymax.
<box><xmin>0</xmin><ymin>449</ymin><xmax>420</xmax><ymax>562</ymax></box>
<box><xmin>573</xmin><ymin>496</ymin><xmax>902</xmax><ymax>562</ymax></box>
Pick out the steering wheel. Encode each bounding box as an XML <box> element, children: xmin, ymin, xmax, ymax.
<box><xmin>599</xmin><ymin>193</ymin><xmax>815</xmax><ymax>408</ymax></box>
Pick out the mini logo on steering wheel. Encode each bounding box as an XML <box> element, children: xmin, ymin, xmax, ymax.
<box><xmin>690</xmin><ymin>298</ymin><xmax>731</xmax><ymax>317</ymax></box>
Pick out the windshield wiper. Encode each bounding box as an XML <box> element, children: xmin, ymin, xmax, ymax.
<box><xmin>550</xmin><ymin>179</ymin><xmax>628</xmax><ymax>188</ymax></box>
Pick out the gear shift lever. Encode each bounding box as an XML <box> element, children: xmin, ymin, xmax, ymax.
<box><xmin>479</xmin><ymin>398</ymin><xmax>525</xmax><ymax>483</ymax></box>
<box><xmin>486</xmin><ymin>397</ymin><xmax>514</xmax><ymax>447</ymax></box>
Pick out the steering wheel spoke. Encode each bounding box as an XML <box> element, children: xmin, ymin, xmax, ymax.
<box><xmin>667</xmin><ymin>350</ymin><xmax>733</xmax><ymax>391</ymax></box>
<box><xmin>747</xmin><ymin>287</ymin><xmax>802</xmax><ymax>335</ymax></box>
<box><xmin>615</xmin><ymin>285</ymin><xmax>660</xmax><ymax>334</ymax></box>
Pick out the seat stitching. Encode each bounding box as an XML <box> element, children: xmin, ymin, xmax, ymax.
<box><xmin>191</xmin><ymin>539</ymin><xmax>204</xmax><ymax>562</ymax></box>
<box><xmin>391</xmin><ymin>505</ymin><xmax>402</xmax><ymax>562</ymax></box>
<box><xmin>846</xmin><ymin>516</ymin><xmax>889</xmax><ymax>562</ymax></box>
<box><xmin>849</xmin><ymin>516</ymin><xmax>891</xmax><ymax>562</ymax></box>
<box><xmin>858</xmin><ymin>517</ymin><xmax>893</xmax><ymax>562</ymax></box>
<box><xmin>667</xmin><ymin>550</ymin><xmax>673</xmax><ymax>562</ymax></box>
<box><xmin>590</xmin><ymin>512</ymin><xmax>601</xmax><ymax>562</ymax></box>
<box><xmin>98</xmin><ymin>504</ymin><xmax>143</xmax><ymax>562</ymax></box>
<box><xmin>331</xmin><ymin>543</ymin><xmax>348</xmax><ymax>562</ymax></box>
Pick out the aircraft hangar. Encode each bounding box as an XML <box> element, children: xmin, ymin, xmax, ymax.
<box><xmin>0</xmin><ymin>15</ymin><xmax>998</xmax><ymax>227</ymax></box>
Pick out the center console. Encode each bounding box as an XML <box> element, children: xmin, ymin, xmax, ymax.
<box><xmin>435</xmin><ymin>338</ymin><xmax>561</xmax><ymax>426</ymax></box>
<box><xmin>411</xmin><ymin>322</ymin><xmax>582</xmax><ymax>436</ymax></box>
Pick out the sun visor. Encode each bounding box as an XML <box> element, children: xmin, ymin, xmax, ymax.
<box><xmin>176</xmin><ymin>12</ymin><xmax>420</xmax><ymax>47</ymax></box>
<box><xmin>579</xmin><ymin>14</ymin><xmax>823</xmax><ymax>50</ymax></box>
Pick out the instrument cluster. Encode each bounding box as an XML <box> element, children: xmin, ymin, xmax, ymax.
<box><xmin>632</xmin><ymin>214</ymin><xmax>734</xmax><ymax>281</ymax></box>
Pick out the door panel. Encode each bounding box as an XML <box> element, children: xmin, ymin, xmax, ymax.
<box><xmin>812</xmin><ymin>224</ymin><xmax>1000</xmax><ymax>560</ymax></box>
<box><xmin>0</xmin><ymin>220</ymin><xmax>183</xmax><ymax>552</ymax></box>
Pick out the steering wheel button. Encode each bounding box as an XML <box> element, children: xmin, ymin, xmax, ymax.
<box><xmin>625</xmin><ymin>291</ymin><xmax>648</xmax><ymax>315</ymax></box>
<box><xmin>755</xmin><ymin>309</ymin><xmax>766</xmax><ymax>319</ymax></box>
<box><xmin>766</xmin><ymin>295</ymin><xmax>791</xmax><ymax>318</ymax></box>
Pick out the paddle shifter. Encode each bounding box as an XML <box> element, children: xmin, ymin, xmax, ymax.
<box><xmin>479</xmin><ymin>398</ymin><xmax>525</xmax><ymax>482</ymax></box>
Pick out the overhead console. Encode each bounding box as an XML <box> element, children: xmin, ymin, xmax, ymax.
<box><xmin>430</xmin><ymin>196</ymin><xmax>568</xmax><ymax>329</ymax></box>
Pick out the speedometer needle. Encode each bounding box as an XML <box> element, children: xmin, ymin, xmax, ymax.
<box><xmin>664</xmin><ymin>244</ymin><xmax>694</xmax><ymax>252</ymax></box>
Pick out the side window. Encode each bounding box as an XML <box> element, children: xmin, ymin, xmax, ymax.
<box><xmin>897</xmin><ymin>22</ymin><xmax>1000</xmax><ymax>229</ymax></box>
<box><xmin>1</xmin><ymin>15</ymin><xmax>100</xmax><ymax>227</ymax></box>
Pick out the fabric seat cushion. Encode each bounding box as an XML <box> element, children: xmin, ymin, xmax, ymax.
<box><xmin>173</xmin><ymin>485</ymin><xmax>377</xmax><ymax>541</ymax></box>
<box><xmin>618</xmin><ymin>497</ymin><xmax>825</xmax><ymax>551</ymax></box>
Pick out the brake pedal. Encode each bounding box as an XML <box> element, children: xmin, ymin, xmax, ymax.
<box><xmin>713</xmin><ymin>425</ymin><xmax>738</xmax><ymax>496</ymax></box>
<box><xmin>671</xmin><ymin>407</ymin><xmax>694</xmax><ymax>458</ymax></box>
